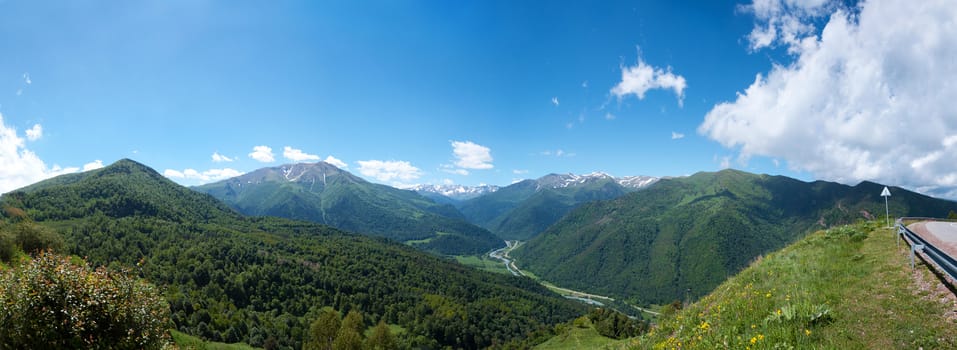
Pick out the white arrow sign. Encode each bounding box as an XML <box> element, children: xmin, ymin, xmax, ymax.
<box><xmin>881</xmin><ymin>186</ymin><xmax>891</xmax><ymax>227</ymax></box>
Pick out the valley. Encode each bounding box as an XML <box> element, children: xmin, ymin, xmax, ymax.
<box><xmin>3</xmin><ymin>159</ymin><xmax>957</xmax><ymax>349</ymax></box>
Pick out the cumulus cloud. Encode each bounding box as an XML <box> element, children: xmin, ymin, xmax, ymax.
<box><xmin>25</xmin><ymin>124</ymin><xmax>42</xmax><ymax>141</ymax></box>
<box><xmin>324</xmin><ymin>155</ymin><xmax>348</xmax><ymax>169</ymax></box>
<box><xmin>671</xmin><ymin>131</ymin><xmax>685</xmax><ymax>140</ymax></box>
<box><xmin>162</xmin><ymin>167</ymin><xmax>243</xmax><ymax>184</ymax></box>
<box><xmin>283</xmin><ymin>146</ymin><xmax>320</xmax><ymax>162</ymax></box>
<box><xmin>0</xmin><ymin>114</ymin><xmax>93</xmax><ymax>192</ymax></box>
<box><xmin>740</xmin><ymin>0</ymin><xmax>833</xmax><ymax>52</ymax></box>
<box><xmin>701</xmin><ymin>0</ymin><xmax>957</xmax><ymax>198</ymax></box>
<box><xmin>248</xmin><ymin>145</ymin><xmax>275</xmax><ymax>163</ymax></box>
<box><xmin>212</xmin><ymin>152</ymin><xmax>234</xmax><ymax>163</ymax></box>
<box><xmin>82</xmin><ymin>160</ymin><xmax>104</xmax><ymax>171</ymax></box>
<box><xmin>356</xmin><ymin>160</ymin><xmax>423</xmax><ymax>182</ymax></box>
<box><xmin>611</xmin><ymin>50</ymin><xmax>687</xmax><ymax>106</ymax></box>
<box><xmin>451</xmin><ymin>140</ymin><xmax>493</xmax><ymax>170</ymax></box>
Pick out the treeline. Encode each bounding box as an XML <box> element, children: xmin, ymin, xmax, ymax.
<box><xmin>0</xmin><ymin>160</ymin><xmax>584</xmax><ymax>349</ymax></box>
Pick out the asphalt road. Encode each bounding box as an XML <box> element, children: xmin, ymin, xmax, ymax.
<box><xmin>909</xmin><ymin>221</ymin><xmax>957</xmax><ymax>258</ymax></box>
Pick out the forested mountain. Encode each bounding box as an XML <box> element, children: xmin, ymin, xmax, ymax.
<box><xmin>0</xmin><ymin>159</ymin><xmax>584</xmax><ymax>349</ymax></box>
<box><xmin>512</xmin><ymin>169</ymin><xmax>957</xmax><ymax>305</ymax></box>
<box><xmin>193</xmin><ymin>162</ymin><xmax>501</xmax><ymax>255</ymax></box>
<box><xmin>458</xmin><ymin>173</ymin><xmax>658</xmax><ymax>240</ymax></box>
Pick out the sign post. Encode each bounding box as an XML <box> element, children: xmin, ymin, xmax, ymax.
<box><xmin>881</xmin><ymin>186</ymin><xmax>891</xmax><ymax>228</ymax></box>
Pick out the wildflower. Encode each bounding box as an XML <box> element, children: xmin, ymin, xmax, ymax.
<box><xmin>758</xmin><ymin>334</ymin><xmax>764</xmax><ymax>341</ymax></box>
<box><xmin>750</xmin><ymin>337</ymin><xmax>757</xmax><ymax>344</ymax></box>
<box><xmin>805</xmin><ymin>329</ymin><xmax>812</xmax><ymax>336</ymax></box>
<box><xmin>699</xmin><ymin>321</ymin><xmax>710</xmax><ymax>330</ymax></box>
<box><xmin>751</xmin><ymin>324</ymin><xmax>756</xmax><ymax>329</ymax></box>
<box><xmin>776</xmin><ymin>309</ymin><xmax>782</xmax><ymax>315</ymax></box>
<box><xmin>765</xmin><ymin>292</ymin><xmax>771</xmax><ymax>298</ymax></box>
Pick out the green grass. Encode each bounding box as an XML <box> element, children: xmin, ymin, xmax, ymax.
<box><xmin>170</xmin><ymin>330</ymin><xmax>260</xmax><ymax>350</ymax></box>
<box><xmin>404</xmin><ymin>231</ymin><xmax>451</xmax><ymax>246</ymax></box>
<box><xmin>630</xmin><ymin>221</ymin><xmax>957</xmax><ymax>349</ymax></box>
<box><xmin>454</xmin><ymin>254</ymin><xmax>512</xmax><ymax>274</ymax></box>
<box><xmin>535</xmin><ymin>319</ymin><xmax>628</xmax><ymax>350</ymax></box>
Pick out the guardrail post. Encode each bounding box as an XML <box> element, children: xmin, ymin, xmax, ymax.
<box><xmin>911</xmin><ymin>244</ymin><xmax>925</xmax><ymax>269</ymax></box>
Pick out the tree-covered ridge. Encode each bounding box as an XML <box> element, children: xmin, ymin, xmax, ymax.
<box><xmin>194</xmin><ymin>162</ymin><xmax>502</xmax><ymax>255</ymax></box>
<box><xmin>512</xmin><ymin>169</ymin><xmax>957</xmax><ymax>305</ymax></box>
<box><xmin>1</xmin><ymin>159</ymin><xmax>584</xmax><ymax>349</ymax></box>
<box><xmin>459</xmin><ymin>175</ymin><xmax>631</xmax><ymax>240</ymax></box>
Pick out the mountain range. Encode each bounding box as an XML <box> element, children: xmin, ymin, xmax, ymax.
<box><xmin>457</xmin><ymin>172</ymin><xmax>659</xmax><ymax>240</ymax></box>
<box><xmin>193</xmin><ymin>162</ymin><xmax>501</xmax><ymax>255</ymax></box>
<box><xmin>0</xmin><ymin>159</ymin><xmax>583</xmax><ymax>349</ymax></box>
<box><xmin>511</xmin><ymin>169</ymin><xmax>957</xmax><ymax>305</ymax></box>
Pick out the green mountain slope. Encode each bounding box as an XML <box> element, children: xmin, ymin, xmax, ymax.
<box><xmin>634</xmin><ymin>222</ymin><xmax>957</xmax><ymax>349</ymax></box>
<box><xmin>459</xmin><ymin>173</ymin><xmax>644</xmax><ymax>240</ymax></box>
<box><xmin>511</xmin><ymin>169</ymin><xmax>957</xmax><ymax>305</ymax></box>
<box><xmin>194</xmin><ymin>162</ymin><xmax>501</xmax><ymax>255</ymax></box>
<box><xmin>1</xmin><ymin>159</ymin><xmax>584</xmax><ymax>349</ymax></box>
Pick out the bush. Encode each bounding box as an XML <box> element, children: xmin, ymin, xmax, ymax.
<box><xmin>0</xmin><ymin>251</ymin><xmax>171</xmax><ymax>349</ymax></box>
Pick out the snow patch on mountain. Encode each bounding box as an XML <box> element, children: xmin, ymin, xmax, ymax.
<box><xmin>408</xmin><ymin>184</ymin><xmax>500</xmax><ymax>201</ymax></box>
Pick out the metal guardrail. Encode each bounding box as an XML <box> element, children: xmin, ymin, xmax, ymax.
<box><xmin>897</xmin><ymin>218</ymin><xmax>957</xmax><ymax>283</ymax></box>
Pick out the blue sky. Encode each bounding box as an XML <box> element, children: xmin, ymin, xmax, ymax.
<box><xmin>2</xmin><ymin>1</ymin><xmax>956</xmax><ymax>198</ymax></box>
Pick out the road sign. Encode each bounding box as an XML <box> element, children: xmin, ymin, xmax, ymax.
<box><xmin>881</xmin><ymin>186</ymin><xmax>891</xmax><ymax>227</ymax></box>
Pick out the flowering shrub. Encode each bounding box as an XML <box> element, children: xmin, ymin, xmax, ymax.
<box><xmin>0</xmin><ymin>251</ymin><xmax>170</xmax><ymax>349</ymax></box>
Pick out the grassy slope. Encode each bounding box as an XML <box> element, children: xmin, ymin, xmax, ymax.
<box><xmin>535</xmin><ymin>319</ymin><xmax>628</xmax><ymax>350</ymax></box>
<box><xmin>627</xmin><ymin>221</ymin><xmax>957</xmax><ymax>349</ymax></box>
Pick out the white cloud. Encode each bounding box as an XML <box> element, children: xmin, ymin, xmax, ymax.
<box><xmin>605</xmin><ymin>113</ymin><xmax>616</xmax><ymax>120</ymax></box>
<box><xmin>324</xmin><ymin>155</ymin><xmax>348</xmax><ymax>169</ymax></box>
<box><xmin>22</xmin><ymin>73</ymin><xmax>31</xmax><ymax>85</ymax></box>
<box><xmin>740</xmin><ymin>0</ymin><xmax>833</xmax><ymax>52</ymax></box>
<box><xmin>0</xmin><ymin>113</ymin><xmax>91</xmax><ymax>193</ymax></box>
<box><xmin>82</xmin><ymin>160</ymin><xmax>104</xmax><ymax>171</ymax></box>
<box><xmin>440</xmin><ymin>165</ymin><xmax>469</xmax><ymax>176</ymax></box>
<box><xmin>283</xmin><ymin>146</ymin><xmax>320</xmax><ymax>162</ymax></box>
<box><xmin>163</xmin><ymin>167</ymin><xmax>243</xmax><ymax>184</ymax></box>
<box><xmin>248</xmin><ymin>145</ymin><xmax>275</xmax><ymax>163</ymax></box>
<box><xmin>212</xmin><ymin>152</ymin><xmax>234</xmax><ymax>163</ymax></box>
<box><xmin>551</xmin><ymin>97</ymin><xmax>560</xmax><ymax>106</ymax></box>
<box><xmin>442</xmin><ymin>178</ymin><xmax>454</xmax><ymax>185</ymax></box>
<box><xmin>701</xmin><ymin>0</ymin><xmax>957</xmax><ymax>198</ymax></box>
<box><xmin>25</xmin><ymin>124</ymin><xmax>42</xmax><ymax>141</ymax></box>
<box><xmin>451</xmin><ymin>140</ymin><xmax>493</xmax><ymax>170</ymax></box>
<box><xmin>356</xmin><ymin>160</ymin><xmax>423</xmax><ymax>182</ymax></box>
<box><xmin>611</xmin><ymin>50</ymin><xmax>687</xmax><ymax>106</ymax></box>
<box><xmin>671</xmin><ymin>131</ymin><xmax>685</xmax><ymax>140</ymax></box>
<box><xmin>513</xmin><ymin>169</ymin><xmax>529</xmax><ymax>175</ymax></box>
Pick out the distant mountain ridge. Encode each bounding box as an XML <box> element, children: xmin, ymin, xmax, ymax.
<box><xmin>511</xmin><ymin>169</ymin><xmax>957</xmax><ymax>305</ymax></box>
<box><xmin>457</xmin><ymin>172</ymin><xmax>659</xmax><ymax>240</ymax></box>
<box><xmin>408</xmin><ymin>184</ymin><xmax>500</xmax><ymax>203</ymax></box>
<box><xmin>194</xmin><ymin>162</ymin><xmax>502</xmax><ymax>255</ymax></box>
<box><xmin>0</xmin><ymin>159</ymin><xmax>584</xmax><ymax>348</ymax></box>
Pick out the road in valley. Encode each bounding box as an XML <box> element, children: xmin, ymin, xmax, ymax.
<box><xmin>488</xmin><ymin>240</ymin><xmax>661</xmax><ymax>316</ymax></box>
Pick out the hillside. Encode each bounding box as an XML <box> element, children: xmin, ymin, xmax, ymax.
<box><xmin>512</xmin><ymin>169</ymin><xmax>957</xmax><ymax>304</ymax></box>
<box><xmin>193</xmin><ymin>162</ymin><xmax>501</xmax><ymax>255</ymax></box>
<box><xmin>633</xmin><ymin>221</ymin><xmax>957</xmax><ymax>349</ymax></box>
<box><xmin>459</xmin><ymin>173</ymin><xmax>658</xmax><ymax>240</ymax></box>
<box><xmin>0</xmin><ymin>159</ymin><xmax>585</xmax><ymax>349</ymax></box>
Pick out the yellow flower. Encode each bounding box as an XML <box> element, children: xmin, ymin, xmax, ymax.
<box><xmin>765</xmin><ymin>292</ymin><xmax>771</xmax><ymax>298</ymax></box>
<box><xmin>751</xmin><ymin>324</ymin><xmax>757</xmax><ymax>329</ymax></box>
<box><xmin>750</xmin><ymin>337</ymin><xmax>757</xmax><ymax>344</ymax></box>
<box><xmin>805</xmin><ymin>329</ymin><xmax>812</xmax><ymax>336</ymax></box>
<box><xmin>758</xmin><ymin>334</ymin><xmax>764</xmax><ymax>341</ymax></box>
<box><xmin>776</xmin><ymin>309</ymin><xmax>782</xmax><ymax>315</ymax></box>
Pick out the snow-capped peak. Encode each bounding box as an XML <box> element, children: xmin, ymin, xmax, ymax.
<box><xmin>409</xmin><ymin>184</ymin><xmax>501</xmax><ymax>200</ymax></box>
